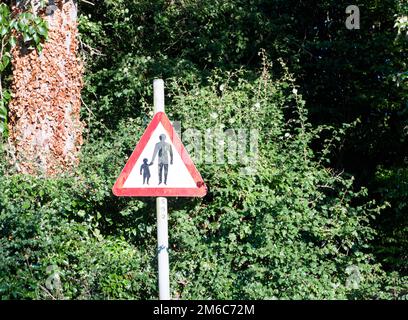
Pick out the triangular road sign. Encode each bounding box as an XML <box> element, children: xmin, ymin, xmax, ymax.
<box><xmin>112</xmin><ymin>112</ymin><xmax>207</xmax><ymax>197</ymax></box>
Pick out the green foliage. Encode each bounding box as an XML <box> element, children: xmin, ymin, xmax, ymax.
<box><xmin>0</xmin><ymin>166</ymin><xmax>156</xmax><ymax>299</ymax></box>
<box><xmin>78</xmin><ymin>0</ymin><xmax>293</xmax><ymax>135</ymax></box>
<box><xmin>371</xmin><ymin>167</ymin><xmax>408</xmax><ymax>275</ymax></box>
<box><xmin>0</xmin><ymin>0</ymin><xmax>406</xmax><ymax>299</ymax></box>
<box><xmin>2</xmin><ymin>66</ymin><xmax>406</xmax><ymax>299</ymax></box>
<box><xmin>394</xmin><ymin>1</ymin><xmax>408</xmax><ymax>37</ymax></box>
<box><xmin>165</xmin><ymin>68</ymin><xmax>395</xmax><ymax>299</ymax></box>
<box><xmin>0</xmin><ymin>89</ymin><xmax>9</xmax><ymax>135</ymax></box>
<box><xmin>0</xmin><ymin>3</ymin><xmax>49</xmax><ymax>136</ymax></box>
<box><xmin>75</xmin><ymin>0</ymin><xmax>408</xmax><ymax>297</ymax></box>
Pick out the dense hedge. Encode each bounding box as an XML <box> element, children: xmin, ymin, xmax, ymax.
<box><xmin>76</xmin><ymin>1</ymin><xmax>408</xmax><ymax>282</ymax></box>
<box><xmin>1</xmin><ymin>67</ymin><xmax>406</xmax><ymax>299</ymax></box>
<box><xmin>0</xmin><ymin>0</ymin><xmax>407</xmax><ymax>300</ymax></box>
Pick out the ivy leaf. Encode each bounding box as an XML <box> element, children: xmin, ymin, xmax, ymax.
<box><xmin>0</xmin><ymin>102</ymin><xmax>7</xmax><ymax>136</ymax></box>
<box><xmin>0</xmin><ymin>56</ymin><xmax>10</xmax><ymax>72</ymax></box>
<box><xmin>0</xmin><ymin>24</ymin><xmax>8</xmax><ymax>36</ymax></box>
<box><xmin>8</xmin><ymin>36</ymin><xmax>16</xmax><ymax>47</ymax></box>
<box><xmin>28</xmin><ymin>25</ymin><xmax>36</xmax><ymax>35</ymax></box>
<box><xmin>2</xmin><ymin>90</ymin><xmax>11</xmax><ymax>101</ymax></box>
<box><xmin>0</xmin><ymin>103</ymin><xmax>7</xmax><ymax>119</ymax></box>
<box><xmin>33</xmin><ymin>33</ymin><xmax>40</xmax><ymax>45</ymax></box>
<box><xmin>37</xmin><ymin>25</ymin><xmax>48</xmax><ymax>37</ymax></box>
<box><xmin>23</xmin><ymin>33</ymin><xmax>32</xmax><ymax>43</ymax></box>
<box><xmin>1</xmin><ymin>53</ymin><xmax>10</xmax><ymax>69</ymax></box>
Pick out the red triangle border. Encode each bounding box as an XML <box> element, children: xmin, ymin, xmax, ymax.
<box><xmin>112</xmin><ymin>112</ymin><xmax>207</xmax><ymax>197</ymax></box>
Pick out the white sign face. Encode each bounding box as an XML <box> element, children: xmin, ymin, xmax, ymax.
<box><xmin>112</xmin><ymin>112</ymin><xmax>207</xmax><ymax>197</ymax></box>
<box><xmin>123</xmin><ymin>123</ymin><xmax>196</xmax><ymax>188</ymax></box>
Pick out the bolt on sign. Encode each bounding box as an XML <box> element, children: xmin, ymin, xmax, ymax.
<box><xmin>112</xmin><ymin>112</ymin><xmax>207</xmax><ymax>197</ymax></box>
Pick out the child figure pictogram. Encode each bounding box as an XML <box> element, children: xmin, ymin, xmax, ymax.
<box><xmin>140</xmin><ymin>158</ymin><xmax>152</xmax><ymax>184</ymax></box>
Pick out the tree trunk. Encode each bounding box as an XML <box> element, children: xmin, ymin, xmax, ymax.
<box><xmin>8</xmin><ymin>0</ymin><xmax>83</xmax><ymax>175</ymax></box>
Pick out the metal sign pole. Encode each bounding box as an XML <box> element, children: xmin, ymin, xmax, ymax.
<box><xmin>153</xmin><ymin>79</ymin><xmax>171</xmax><ymax>300</ymax></box>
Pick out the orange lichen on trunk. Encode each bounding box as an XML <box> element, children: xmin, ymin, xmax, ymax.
<box><xmin>8</xmin><ymin>0</ymin><xmax>83</xmax><ymax>175</ymax></box>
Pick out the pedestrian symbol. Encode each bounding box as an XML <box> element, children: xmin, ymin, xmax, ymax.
<box><xmin>112</xmin><ymin>112</ymin><xmax>207</xmax><ymax>197</ymax></box>
<box><xmin>151</xmin><ymin>134</ymin><xmax>173</xmax><ymax>185</ymax></box>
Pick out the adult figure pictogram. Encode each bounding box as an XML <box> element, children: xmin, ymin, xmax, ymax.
<box><xmin>150</xmin><ymin>134</ymin><xmax>173</xmax><ymax>185</ymax></box>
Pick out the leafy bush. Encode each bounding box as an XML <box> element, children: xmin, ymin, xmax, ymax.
<box><xmin>2</xmin><ymin>63</ymin><xmax>406</xmax><ymax>299</ymax></box>
<box><xmin>0</xmin><ymin>172</ymin><xmax>157</xmax><ymax>299</ymax></box>
<box><xmin>0</xmin><ymin>3</ymin><xmax>48</xmax><ymax>135</ymax></box>
<box><xmin>371</xmin><ymin>166</ymin><xmax>408</xmax><ymax>275</ymax></box>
